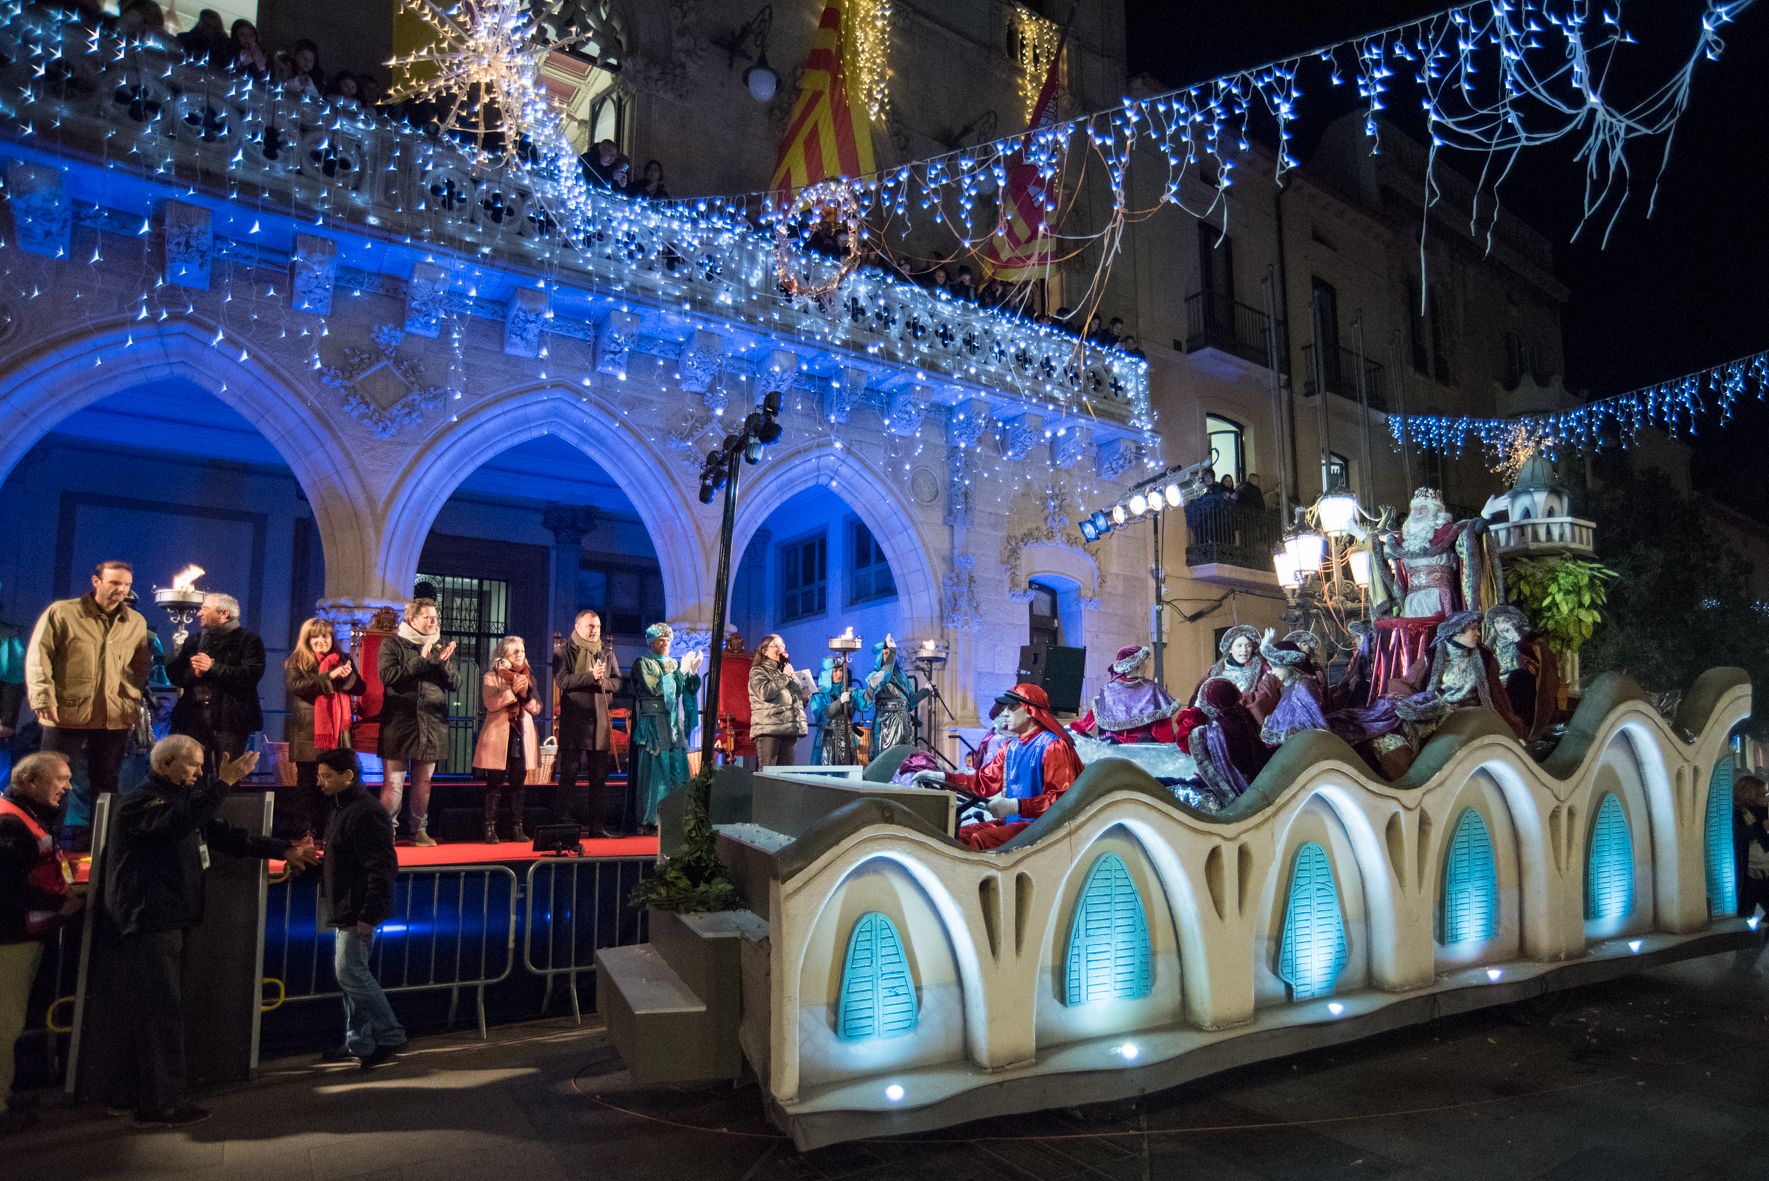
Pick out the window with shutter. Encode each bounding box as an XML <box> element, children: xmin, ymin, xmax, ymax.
<box><xmin>836</xmin><ymin>912</ymin><xmax>919</xmax><ymax>1042</ymax></box>
<box><xmin>1063</xmin><ymin>852</ymin><xmax>1154</xmax><ymax>1007</ymax></box>
<box><xmin>1586</xmin><ymin>794</ymin><xmax>1635</xmax><ymax>922</ymax></box>
<box><xmin>1705</xmin><ymin>761</ymin><xmax>1738</xmax><ymax>919</ymax></box>
<box><xmin>1277</xmin><ymin>841</ymin><xmax>1349</xmax><ymax>1001</ymax></box>
<box><xmin>1439</xmin><ymin>808</ymin><xmax>1499</xmax><ymax>945</ymax></box>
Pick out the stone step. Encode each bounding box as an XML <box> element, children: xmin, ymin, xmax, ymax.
<box><xmin>593</xmin><ymin>943</ymin><xmax>723</xmax><ymax>1085</ymax></box>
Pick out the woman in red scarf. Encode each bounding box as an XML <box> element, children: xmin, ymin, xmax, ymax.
<box><xmin>473</xmin><ymin>636</ymin><xmax>541</xmax><ymax>843</ymax></box>
<box><xmin>284</xmin><ymin>618</ymin><xmax>364</xmax><ymax>842</ymax></box>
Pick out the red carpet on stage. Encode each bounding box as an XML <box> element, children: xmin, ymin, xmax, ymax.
<box><xmin>391</xmin><ymin>836</ymin><xmax>657</xmax><ymax>865</ymax></box>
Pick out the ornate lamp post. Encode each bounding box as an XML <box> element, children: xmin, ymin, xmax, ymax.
<box><xmin>1273</xmin><ymin>482</ymin><xmax>1377</xmax><ymax>658</ymax></box>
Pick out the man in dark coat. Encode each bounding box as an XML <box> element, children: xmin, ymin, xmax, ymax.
<box><xmin>314</xmin><ymin>747</ymin><xmax>404</xmax><ymax>1068</ymax></box>
<box><xmin>103</xmin><ymin>735</ymin><xmax>317</xmax><ymax>1126</ymax></box>
<box><xmin>167</xmin><ymin>592</ymin><xmax>266</xmax><ymax>777</ymax></box>
<box><xmin>552</xmin><ymin>610</ymin><xmax>623</xmax><ymax>836</ymax></box>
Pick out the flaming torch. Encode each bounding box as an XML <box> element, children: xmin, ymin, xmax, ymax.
<box><xmin>153</xmin><ymin>565</ymin><xmax>206</xmax><ymax>648</ymax></box>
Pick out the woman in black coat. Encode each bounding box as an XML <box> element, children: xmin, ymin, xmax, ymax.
<box><xmin>377</xmin><ymin>598</ymin><xmax>458</xmax><ymax>846</ymax></box>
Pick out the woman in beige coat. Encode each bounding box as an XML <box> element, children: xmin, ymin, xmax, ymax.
<box><xmin>472</xmin><ymin>636</ymin><xmax>540</xmax><ymax>843</ymax></box>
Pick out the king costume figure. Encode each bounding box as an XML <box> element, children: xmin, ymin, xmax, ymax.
<box><xmin>629</xmin><ymin>623</ymin><xmax>702</xmax><ymax>833</ymax></box>
<box><xmin>1071</xmin><ymin>644</ymin><xmax>1183</xmax><ymax>744</ymax></box>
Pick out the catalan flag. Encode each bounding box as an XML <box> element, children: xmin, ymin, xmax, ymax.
<box><xmin>981</xmin><ymin>40</ymin><xmax>1065</xmax><ymax>282</ymax></box>
<box><xmin>769</xmin><ymin>1</ymin><xmax>876</xmax><ymax>197</ymax></box>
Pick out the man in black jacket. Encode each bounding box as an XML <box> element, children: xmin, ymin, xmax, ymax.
<box><xmin>553</xmin><ymin>610</ymin><xmax>623</xmax><ymax>836</ymax></box>
<box><xmin>105</xmin><ymin>735</ymin><xmax>317</xmax><ymax>1127</ymax></box>
<box><xmin>314</xmin><ymin>747</ymin><xmax>405</xmax><ymax>1068</ymax></box>
<box><xmin>167</xmin><ymin>592</ymin><xmax>266</xmax><ymax>777</ymax></box>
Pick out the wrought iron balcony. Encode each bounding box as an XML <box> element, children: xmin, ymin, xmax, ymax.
<box><xmin>1183</xmin><ymin>498</ymin><xmax>1284</xmax><ymax>577</ymax></box>
<box><xmin>0</xmin><ymin>10</ymin><xmax>1149</xmax><ymax>432</ymax></box>
<box><xmin>1183</xmin><ymin>290</ymin><xmax>1286</xmax><ymax>371</ymax></box>
<box><xmin>1302</xmin><ymin>344</ymin><xmax>1387</xmax><ymax>412</ymax></box>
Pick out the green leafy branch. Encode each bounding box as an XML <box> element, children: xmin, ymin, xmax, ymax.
<box><xmin>1506</xmin><ymin>555</ymin><xmax>1619</xmax><ymax>657</ymax></box>
<box><xmin>628</xmin><ymin>765</ymin><xmax>740</xmax><ymax>913</ymax></box>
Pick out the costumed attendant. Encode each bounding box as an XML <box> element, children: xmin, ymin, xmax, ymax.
<box><xmin>377</xmin><ymin>598</ymin><xmax>458</xmax><ymax>846</ymax></box>
<box><xmin>283</xmin><ymin>619</ymin><xmax>363</xmax><ymax>843</ymax></box>
<box><xmin>1175</xmin><ymin>677</ymin><xmax>1269</xmax><ymax>814</ymax></box>
<box><xmin>1193</xmin><ymin>624</ymin><xmax>1280</xmax><ymax>723</ymax></box>
<box><xmin>1072</xmin><ymin>644</ymin><xmax>1183</xmax><ymax>744</ymax></box>
<box><xmin>920</xmin><ymin>683</ymin><xmax>1081</xmax><ymax>851</ymax></box>
<box><xmin>865</xmin><ymin>635</ymin><xmax>921</xmax><ymax>752</ymax></box>
<box><xmin>1485</xmin><ymin>605</ymin><xmax>1561</xmax><ymax>740</ymax></box>
<box><xmin>809</xmin><ymin>658</ymin><xmax>865</xmax><ymax>765</ymax></box>
<box><xmin>472</xmin><ymin>636</ymin><xmax>539</xmax><ymax>844</ymax></box>
<box><xmin>1258</xmin><ymin>630</ymin><xmax>1331</xmax><ymax>747</ymax></box>
<box><xmin>630</xmin><ymin>624</ymin><xmax>702</xmax><ymax>835</ymax></box>
<box><xmin>1424</xmin><ymin>611</ymin><xmax>1527</xmax><ymax>739</ymax></box>
<box><xmin>748</xmin><ymin>633</ymin><xmax>810</xmax><ymax>768</ymax></box>
<box><xmin>1283</xmin><ymin>630</ymin><xmax>1331</xmax><ymax>700</ymax></box>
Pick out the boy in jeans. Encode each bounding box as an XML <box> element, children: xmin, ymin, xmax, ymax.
<box><xmin>315</xmin><ymin>748</ymin><xmax>405</xmax><ymax>1068</ymax></box>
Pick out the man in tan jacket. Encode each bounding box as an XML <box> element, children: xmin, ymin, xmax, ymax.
<box><xmin>24</xmin><ymin>560</ymin><xmax>151</xmax><ymax>848</ymax></box>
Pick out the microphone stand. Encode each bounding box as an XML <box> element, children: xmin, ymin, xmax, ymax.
<box><xmin>912</xmin><ymin>654</ymin><xmax>972</xmax><ymax>771</ymax></box>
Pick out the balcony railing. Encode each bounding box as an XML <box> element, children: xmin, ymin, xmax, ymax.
<box><xmin>1183</xmin><ymin>291</ymin><xmax>1286</xmax><ymax>371</ymax></box>
<box><xmin>1183</xmin><ymin>499</ymin><xmax>1284</xmax><ymax>571</ymax></box>
<box><xmin>0</xmin><ymin>12</ymin><xmax>1149</xmax><ymax>425</ymax></box>
<box><xmin>1489</xmin><ymin>516</ymin><xmax>1596</xmax><ymax>557</ymax></box>
<box><xmin>1302</xmin><ymin>344</ymin><xmax>1387</xmax><ymax>412</ymax></box>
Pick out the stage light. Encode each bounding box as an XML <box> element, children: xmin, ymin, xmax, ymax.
<box><xmin>1326</xmin><ymin>1002</ymin><xmax>1345</xmax><ymax>1017</ymax></box>
<box><xmin>1163</xmin><ymin>482</ymin><xmax>1183</xmax><ymax>508</ymax></box>
<box><xmin>1627</xmin><ymin>939</ymin><xmax>1643</xmax><ymax>953</ymax></box>
<box><xmin>1079</xmin><ymin>518</ymin><xmax>1100</xmax><ymax>542</ymax></box>
<box><xmin>1486</xmin><ymin>968</ymin><xmax>1503</xmax><ymax>982</ymax></box>
<box><xmin>884</xmin><ymin>1084</ymin><xmax>905</xmax><ymax>1103</ymax></box>
<box><xmin>1091</xmin><ymin>510</ymin><xmax>1111</xmax><ymax>535</ymax></box>
<box><xmin>1111</xmin><ymin>504</ymin><xmax>1127</xmax><ymax>525</ymax></box>
<box><xmin>1143</xmin><ymin>489</ymin><xmax>1162</xmax><ymax>514</ymax></box>
<box><xmin>1128</xmin><ymin>492</ymin><xmax>1148</xmax><ymax>516</ymax></box>
<box><xmin>1117</xmin><ymin>1043</ymin><xmax>1140</xmax><ymax>1061</ymax></box>
<box><xmin>1285</xmin><ymin>530</ymin><xmax>1326</xmax><ymax>572</ymax></box>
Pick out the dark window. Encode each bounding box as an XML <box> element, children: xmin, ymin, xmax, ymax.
<box><xmin>1311</xmin><ymin>276</ymin><xmax>1341</xmax><ymax>386</ymax></box>
<box><xmin>1428</xmin><ymin>286</ymin><xmax>1452</xmax><ymax>385</ymax></box>
<box><xmin>1323</xmin><ymin>451</ymin><xmax>1351</xmax><ymax>492</ymax></box>
<box><xmin>578</xmin><ymin>561</ymin><xmax>666</xmax><ymax>640</ymax></box>
<box><xmin>847</xmin><ymin>518</ymin><xmax>897</xmax><ymax>605</ymax></box>
<box><xmin>412</xmin><ymin>571</ymin><xmax>510</xmax><ymax>775</ymax></box>
<box><xmin>1407</xmin><ymin>279</ymin><xmax>1430</xmax><ymax>376</ymax></box>
<box><xmin>1199</xmin><ymin>230</ymin><xmax>1234</xmax><ymax>302</ymax></box>
<box><xmin>1029</xmin><ymin>580</ymin><xmax>1061</xmax><ymax>649</ymax></box>
<box><xmin>779</xmin><ymin>531</ymin><xmax>828</xmax><ymax>623</ymax></box>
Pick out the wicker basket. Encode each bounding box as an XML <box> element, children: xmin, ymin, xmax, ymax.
<box><xmin>525</xmin><ymin>736</ymin><xmax>558</xmax><ymax>785</ymax></box>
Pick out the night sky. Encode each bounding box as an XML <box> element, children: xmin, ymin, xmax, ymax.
<box><xmin>1123</xmin><ymin>0</ymin><xmax>1769</xmax><ymax>521</ymax></box>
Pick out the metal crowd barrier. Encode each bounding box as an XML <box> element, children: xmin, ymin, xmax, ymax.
<box><xmin>523</xmin><ymin>857</ymin><xmax>654</xmax><ymax>1022</ymax></box>
<box><xmin>262</xmin><ymin>864</ymin><xmax>520</xmax><ymax>1039</ymax></box>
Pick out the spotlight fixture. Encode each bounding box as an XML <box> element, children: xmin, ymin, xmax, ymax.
<box><xmin>1110</xmin><ymin>503</ymin><xmax>1127</xmax><ymax>525</ymax></box>
<box><xmin>1128</xmin><ymin>491</ymin><xmax>1148</xmax><ymax>516</ymax></box>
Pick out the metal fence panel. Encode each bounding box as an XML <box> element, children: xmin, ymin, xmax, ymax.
<box><xmin>523</xmin><ymin>857</ymin><xmax>656</xmax><ymax>1022</ymax></box>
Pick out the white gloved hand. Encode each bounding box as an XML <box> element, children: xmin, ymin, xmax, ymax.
<box><xmin>911</xmin><ymin>770</ymin><xmax>946</xmax><ymax>789</ymax></box>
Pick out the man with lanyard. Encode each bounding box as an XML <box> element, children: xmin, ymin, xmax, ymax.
<box><xmin>103</xmin><ymin>735</ymin><xmax>318</xmax><ymax>1127</ymax></box>
<box><xmin>0</xmin><ymin>752</ymin><xmax>81</xmax><ymax>1133</ymax></box>
<box><xmin>917</xmin><ymin>683</ymin><xmax>1083</xmax><ymax>851</ymax></box>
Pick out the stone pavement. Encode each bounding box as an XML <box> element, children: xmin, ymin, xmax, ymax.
<box><xmin>12</xmin><ymin>952</ymin><xmax>1769</xmax><ymax>1181</ymax></box>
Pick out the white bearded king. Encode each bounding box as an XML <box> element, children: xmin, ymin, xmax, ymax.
<box><xmin>1371</xmin><ymin>488</ymin><xmax>1506</xmax><ymax>620</ymax></box>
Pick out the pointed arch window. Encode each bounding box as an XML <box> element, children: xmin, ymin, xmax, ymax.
<box><xmin>1439</xmin><ymin>809</ymin><xmax>1499</xmax><ymax>945</ymax></box>
<box><xmin>1586</xmin><ymin>794</ymin><xmax>1635</xmax><ymax>922</ymax></box>
<box><xmin>1278</xmin><ymin>841</ymin><xmax>1349</xmax><ymax>1000</ymax></box>
<box><xmin>1063</xmin><ymin>852</ymin><xmax>1154</xmax><ymax>1006</ymax></box>
<box><xmin>836</xmin><ymin>912</ymin><xmax>918</xmax><ymax>1042</ymax></box>
<box><xmin>1705</xmin><ymin>761</ymin><xmax>1738</xmax><ymax>919</ymax></box>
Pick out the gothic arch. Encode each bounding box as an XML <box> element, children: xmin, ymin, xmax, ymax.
<box><xmin>731</xmin><ymin>441</ymin><xmax>943</xmax><ymax>632</ymax></box>
<box><xmin>0</xmin><ymin>316</ymin><xmax>375</xmax><ymax>601</ymax></box>
<box><xmin>375</xmin><ymin>382</ymin><xmax>714</xmax><ymax>617</ymax></box>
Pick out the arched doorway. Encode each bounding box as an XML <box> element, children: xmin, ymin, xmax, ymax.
<box><xmin>0</xmin><ymin>378</ymin><xmax>329</xmax><ymax>810</ymax></box>
<box><xmin>409</xmin><ymin>433</ymin><xmax>668</xmax><ymax>778</ymax></box>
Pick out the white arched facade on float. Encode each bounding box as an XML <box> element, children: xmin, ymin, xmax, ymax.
<box><xmin>0</xmin><ymin>317</ymin><xmax>378</xmax><ymax>600</ymax></box>
<box><xmin>374</xmin><ymin>383</ymin><xmax>715</xmax><ymax>620</ymax></box>
<box><xmin>729</xmin><ymin>442</ymin><xmax>944</xmax><ymax>635</ymax></box>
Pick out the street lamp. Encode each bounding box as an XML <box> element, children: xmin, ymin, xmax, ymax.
<box><xmin>1272</xmin><ymin>486</ymin><xmax>1379</xmax><ymax>660</ymax></box>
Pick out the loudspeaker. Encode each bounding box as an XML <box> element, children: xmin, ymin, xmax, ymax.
<box><xmin>1016</xmin><ymin>644</ymin><xmax>1088</xmax><ymax>714</ymax></box>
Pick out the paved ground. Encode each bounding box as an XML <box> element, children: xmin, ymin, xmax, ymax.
<box><xmin>13</xmin><ymin>951</ymin><xmax>1769</xmax><ymax>1180</ymax></box>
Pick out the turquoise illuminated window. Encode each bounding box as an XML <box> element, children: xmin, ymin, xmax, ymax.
<box><xmin>1063</xmin><ymin>852</ymin><xmax>1154</xmax><ymax>1006</ymax></box>
<box><xmin>836</xmin><ymin>912</ymin><xmax>918</xmax><ymax>1042</ymax></box>
<box><xmin>1585</xmin><ymin>794</ymin><xmax>1635</xmax><ymax>922</ymax></box>
<box><xmin>1705</xmin><ymin>761</ymin><xmax>1738</xmax><ymax>918</ymax></box>
<box><xmin>1439</xmin><ymin>808</ymin><xmax>1499</xmax><ymax>945</ymax></box>
<box><xmin>1278</xmin><ymin>841</ymin><xmax>1349</xmax><ymax>1001</ymax></box>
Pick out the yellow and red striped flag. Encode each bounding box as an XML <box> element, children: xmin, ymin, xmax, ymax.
<box><xmin>981</xmin><ymin>44</ymin><xmax>1065</xmax><ymax>282</ymax></box>
<box><xmin>769</xmin><ymin>1</ymin><xmax>876</xmax><ymax>197</ymax></box>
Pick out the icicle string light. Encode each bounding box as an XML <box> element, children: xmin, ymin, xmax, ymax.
<box><xmin>1392</xmin><ymin>348</ymin><xmax>1769</xmax><ymax>463</ymax></box>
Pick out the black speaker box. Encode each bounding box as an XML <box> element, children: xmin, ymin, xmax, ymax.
<box><xmin>1016</xmin><ymin>644</ymin><xmax>1088</xmax><ymax>714</ymax></box>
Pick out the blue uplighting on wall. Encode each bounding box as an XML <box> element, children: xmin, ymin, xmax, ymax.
<box><xmin>1063</xmin><ymin>852</ymin><xmax>1154</xmax><ymax>1007</ymax></box>
<box><xmin>1278</xmin><ymin>842</ymin><xmax>1349</xmax><ymax>1002</ymax></box>
<box><xmin>1586</xmin><ymin>794</ymin><xmax>1635</xmax><ymax>923</ymax></box>
<box><xmin>836</xmin><ymin>912</ymin><xmax>918</xmax><ymax>1042</ymax></box>
<box><xmin>1705</xmin><ymin>761</ymin><xmax>1739</xmax><ymax>919</ymax></box>
<box><xmin>1439</xmin><ymin>808</ymin><xmax>1499</xmax><ymax>946</ymax></box>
